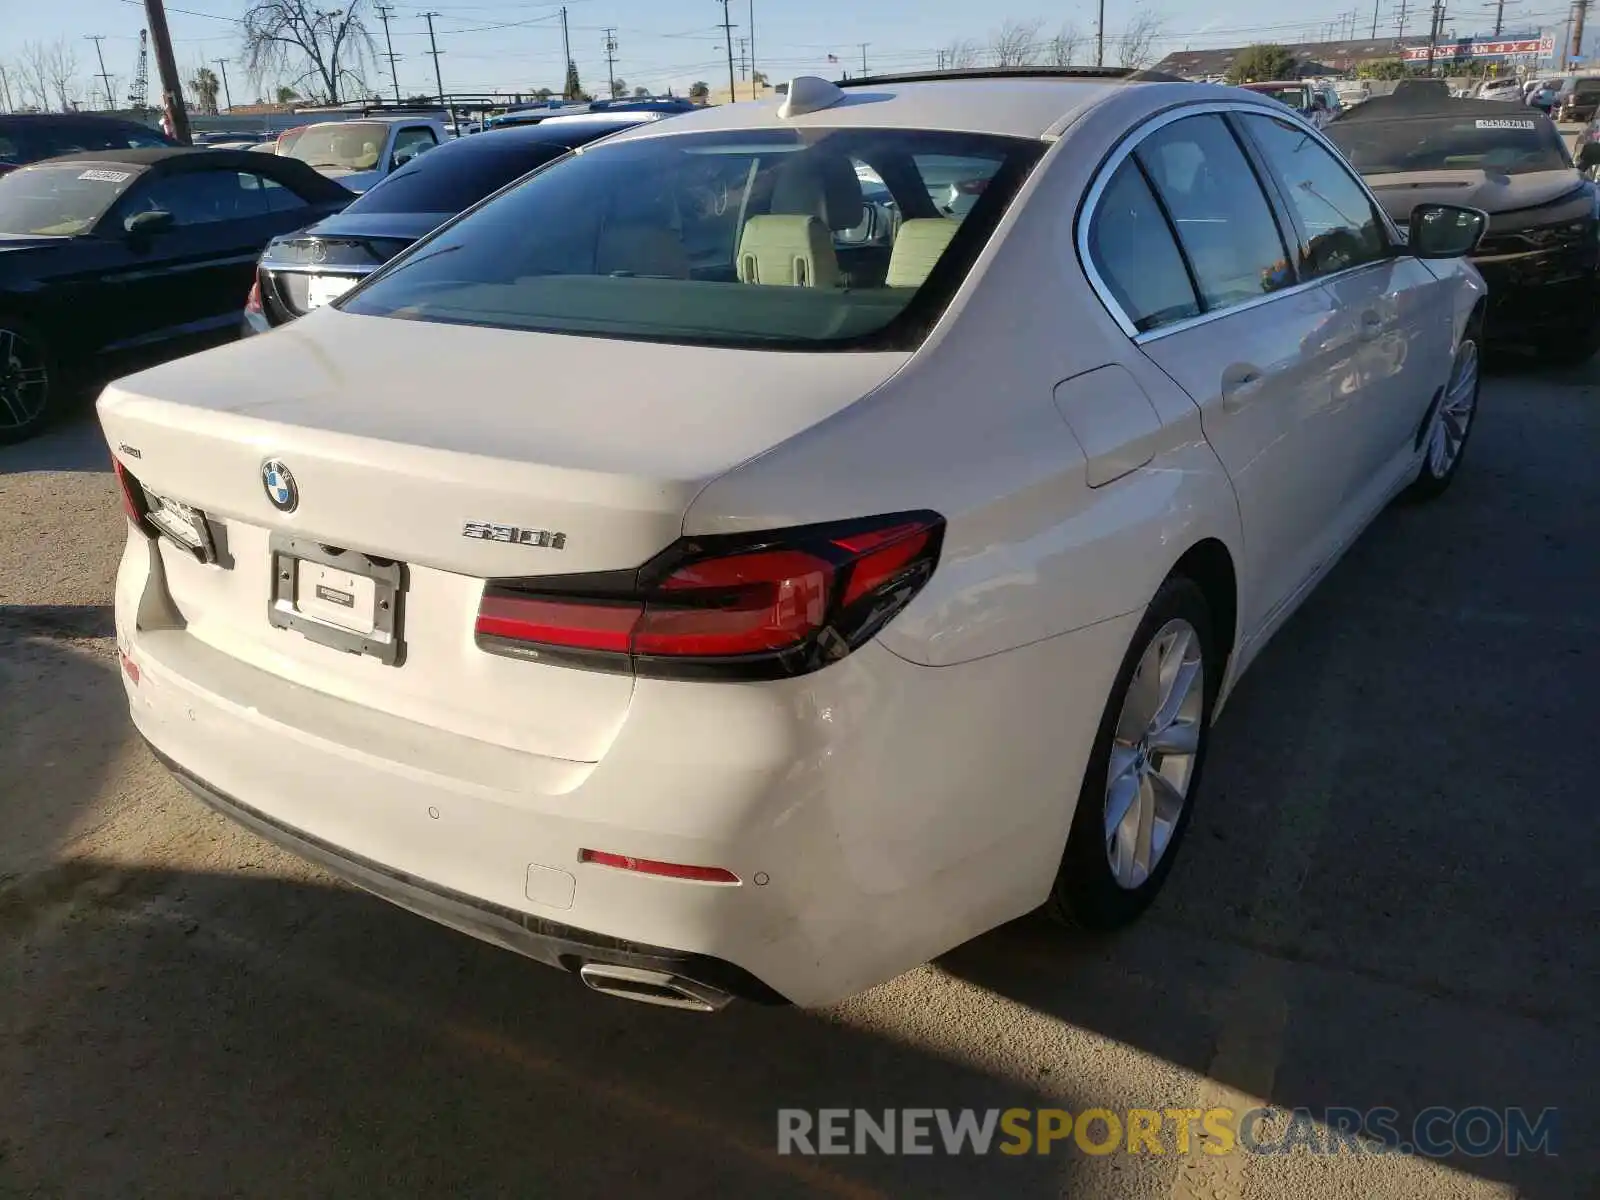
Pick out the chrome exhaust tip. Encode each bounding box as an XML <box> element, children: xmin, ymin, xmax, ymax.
<box><xmin>577</xmin><ymin>963</ymin><xmax>734</xmax><ymax>1012</ymax></box>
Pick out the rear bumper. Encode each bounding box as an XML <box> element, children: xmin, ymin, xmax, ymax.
<box><xmin>148</xmin><ymin>741</ymin><xmax>786</xmax><ymax>1005</ymax></box>
<box><xmin>115</xmin><ymin>534</ymin><xmax>1136</xmax><ymax>1007</ymax></box>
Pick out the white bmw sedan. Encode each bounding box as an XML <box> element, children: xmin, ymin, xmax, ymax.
<box><xmin>100</xmin><ymin>71</ymin><xmax>1488</xmax><ymax>1011</ymax></box>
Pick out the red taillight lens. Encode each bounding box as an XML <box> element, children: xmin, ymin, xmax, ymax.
<box><xmin>112</xmin><ymin>456</ymin><xmax>150</xmax><ymax>529</ymax></box>
<box><xmin>245</xmin><ymin>277</ymin><xmax>263</xmax><ymax>314</ymax></box>
<box><xmin>474</xmin><ymin>512</ymin><xmax>943</xmax><ymax>680</ymax></box>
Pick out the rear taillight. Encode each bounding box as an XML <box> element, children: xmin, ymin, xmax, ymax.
<box><xmin>475</xmin><ymin>512</ymin><xmax>944</xmax><ymax>680</ymax></box>
<box><xmin>245</xmin><ymin>276</ymin><xmax>263</xmax><ymax>315</ymax></box>
<box><xmin>112</xmin><ymin>456</ymin><xmax>152</xmax><ymax>532</ymax></box>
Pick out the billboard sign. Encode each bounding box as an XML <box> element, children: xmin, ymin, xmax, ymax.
<box><xmin>1401</xmin><ymin>35</ymin><xmax>1554</xmax><ymax>61</ymax></box>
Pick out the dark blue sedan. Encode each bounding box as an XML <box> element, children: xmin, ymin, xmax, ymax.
<box><xmin>246</xmin><ymin>114</ymin><xmax>666</xmax><ymax>332</ymax></box>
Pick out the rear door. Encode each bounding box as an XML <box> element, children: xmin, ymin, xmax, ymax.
<box><xmin>1085</xmin><ymin>109</ymin><xmax>1353</xmax><ymax>635</ymax></box>
<box><xmin>1236</xmin><ymin>111</ymin><xmax>1451</xmax><ymax>505</ymax></box>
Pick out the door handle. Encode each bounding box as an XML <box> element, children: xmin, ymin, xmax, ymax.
<box><xmin>1220</xmin><ymin>362</ymin><xmax>1265</xmax><ymax>411</ymax></box>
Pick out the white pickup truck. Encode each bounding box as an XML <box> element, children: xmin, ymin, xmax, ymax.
<box><xmin>280</xmin><ymin>116</ymin><xmax>450</xmax><ymax>193</ymax></box>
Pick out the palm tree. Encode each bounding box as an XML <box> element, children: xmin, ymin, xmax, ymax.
<box><xmin>188</xmin><ymin>66</ymin><xmax>221</xmax><ymax>115</ymax></box>
<box><xmin>688</xmin><ymin>80</ymin><xmax>710</xmax><ymax>104</ymax></box>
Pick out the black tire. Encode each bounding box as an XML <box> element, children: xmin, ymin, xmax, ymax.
<box><xmin>1045</xmin><ymin>575</ymin><xmax>1219</xmax><ymax>931</ymax></box>
<box><xmin>1406</xmin><ymin>317</ymin><xmax>1482</xmax><ymax>502</ymax></box>
<box><xmin>0</xmin><ymin>315</ymin><xmax>61</xmax><ymax>446</ymax></box>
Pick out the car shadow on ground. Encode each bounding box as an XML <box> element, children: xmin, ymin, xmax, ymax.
<box><xmin>940</xmin><ymin>372</ymin><xmax>1600</xmax><ymax>1197</ymax></box>
<box><xmin>0</xmin><ymin>408</ymin><xmax>112</xmax><ymax>475</ymax></box>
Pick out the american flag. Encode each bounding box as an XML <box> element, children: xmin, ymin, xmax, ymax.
<box><xmin>826</xmin><ymin>53</ymin><xmax>838</xmax><ymax>62</ymax></box>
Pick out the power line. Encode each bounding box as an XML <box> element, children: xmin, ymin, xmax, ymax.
<box><xmin>376</xmin><ymin>5</ymin><xmax>404</xmax><ymax>102</ymax></box>
<box><xmin>85</xmin><ymin>35</ymin><xmax>116</xmax><ymax>111</ymax></box>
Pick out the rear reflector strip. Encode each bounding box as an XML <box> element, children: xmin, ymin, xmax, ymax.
<box><xmin>119</xmin><ymin>651</ymin><xmax>140</xmax><ymax>684</ymax></box>
<box><xmin>578</xmin><ymin>848</ymin><xmax>741</xmax><ymax>884</ymax></box>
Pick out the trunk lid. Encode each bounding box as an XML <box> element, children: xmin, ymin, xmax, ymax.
<box><xmin>100</xmin><ymin>306</ymin><xmax>906</xmax><ymax>763</ymax></box>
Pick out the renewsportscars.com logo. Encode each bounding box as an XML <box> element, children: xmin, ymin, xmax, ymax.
<box><xmin>776</xmin><ymin>1106</ymin><xmax>1559</xmax><ymax>1159</ymax></box>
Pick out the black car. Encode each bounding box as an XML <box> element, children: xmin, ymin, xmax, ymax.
<box><xmin>1552</xmin><ymin>75</ymin><xmax>1600</xmax><ymax>123</ymax></box>
<box><xmin>247</xmin><ymin>115</ymin><xmax>660</xmax><ymax>331</ymax></box>
<box><xmin>0</xmin><ymin>148</ymin><xmax>351</xmax><ymax>443</ymax></box>
<box><xmin>0</xmin><ymin>113</ymin><xmax>175</xmax><ymax>177</ymax></box>
<box><xmin>1326</xmin><ymin>94</ymin><xmax>1600</xmax><ymax>362</ymax></box>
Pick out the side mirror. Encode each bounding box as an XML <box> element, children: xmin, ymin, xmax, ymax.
<box><xmin>124</xmin><ymin>209</ymin><xmax>175</xmax><ymax>237</ymax></box>
<box><xmin>1579</xmin><ymin>141</ymin><xmax>1600</xmax><ymax>169</ymax></box>
<box><xmin>1407</xmin><ymin>204</ymin><xmax>1487</xmax><ymax>258</ymax></box>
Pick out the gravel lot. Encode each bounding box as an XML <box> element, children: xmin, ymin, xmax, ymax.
<box><xmin>2</xmin><ymin>361</ymin><xmax>1596</xmax><ymax>1198</ymax></box>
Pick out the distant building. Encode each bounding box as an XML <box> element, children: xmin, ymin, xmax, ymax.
<box><xmin>1155</xmin><ymin>38</ymin><xmax>1409</xmax><ymax>79</ymax></box>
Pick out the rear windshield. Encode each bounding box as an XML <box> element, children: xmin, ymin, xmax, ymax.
<box><xmin>0</xmin><ymin>162</ymin><xmax>140</xmax><ymax>235</ymax></box>
<box><xmin>339</xmin><ymin>127</ymin><xmax>1044</xmax><ymax>350</ymax></box>
<box><xmin>345</xmin><ymin>140</ymin><xmax>570</xmax><ymax>216</ymax></box>
<box><xmin>1248</xmin><ymin>84</ymin><xmax>1310</xmax><ymax>108</ymax></box>
<box><xmin>1326</xmin><ymin>114</ymin><xmax>1570</xmax><ymax>174</ymax></box>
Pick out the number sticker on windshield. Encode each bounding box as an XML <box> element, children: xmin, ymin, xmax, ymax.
<box><xmin>78</xmin><ymin>168</ymin><xmax>133</xmax><ymax>182</ymax></box>
<box><xmin>1475</xmin><ymin>119</ymin><xmax>1536</xmax><ymax>130</ymax></box>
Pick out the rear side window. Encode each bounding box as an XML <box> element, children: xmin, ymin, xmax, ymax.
<box><xmin>117</xmin><ymin>169</ymin><xmax>273</xmax><ymax>226</ymax></box>
<box><xmin>341</xmin><ymin>127</ymin><xmax>1045</xmax><ymax>350</ymax></box>
<box><xmin>1086</xmin><ymin>160</ymin><xmax>1199</xmax><ymax>333</ymax></box>
<box><xmin>1135</xmin><ymin>115</ymin><xmax>1292</xmax><ymax>311</ymax></box>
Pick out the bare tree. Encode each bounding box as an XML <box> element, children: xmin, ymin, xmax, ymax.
<box><xmin>1046</xmin><ymin>24</ymin><xmax>1084</xmax><ymax>65</ymax></box>
<box><xmin>1116</xmin><ymin>7</ymin><xmax>1167</xmax><ymax>69</ymax></box>
<box><xmin>17</xmin><ymin>40</ymin><xmax>82</xmax><ymax>112</ymax></box>
<box><xmin>0</xmin><ymin>60</ymin><xmax>15</xmax><ymax>113</ymax></box>
<box><xmin>988</xmin><ymin>19</ymin><xmax>1043</xmax><ymax>67</ymax></box>
<box><xmin>940</xmin><ymin>38</ymin><xmax>981</xmax><ymax>69</ymax></box>
<box><xmin>241</xmin><ymin>0</ymin><xmax>374</xmax><ymax>105</ymax></box>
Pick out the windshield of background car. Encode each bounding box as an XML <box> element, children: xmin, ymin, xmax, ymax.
<box><xmin>1326</xmin><ymin>114</ymin><xmax>1571</xmax><ymax>174</ymax></box>
<box><xmin>344</xmin><ymin>139</ymin><xmax>570</xmax><ymax>215</ymax></box>
<box><xmin>0</xmin><ymin>162</ymin><xmax>141</xmax><ymax>235</ymax></box>
<box><xmin>340</xmin><ymin>127</ymin><xmax>1044</xmax><ymax>349</ymax></box>
<box><xmin>286</xmin><ymin>123</ymin><xmax>388</xmax><ymax>171</ymax></box>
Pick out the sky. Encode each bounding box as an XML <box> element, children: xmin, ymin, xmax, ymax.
<box><xmin>0</xmin><ymin>0</ymin><xmax>1585</xmax><ymax>107</ymax></box>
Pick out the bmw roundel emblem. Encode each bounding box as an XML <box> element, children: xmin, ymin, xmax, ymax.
<box><xmin>262</xmin><ymin>459</ymin><xmax>298</xmax><ymax>512</ymax></box>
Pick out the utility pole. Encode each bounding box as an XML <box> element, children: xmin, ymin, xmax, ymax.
<box><xmin>1572</xmin><ymin>0</ymin><xmax>1589</xmax><ymax>63</ymax></box>
<box><xmin>1396</xmin><ymin>0</ymin><xmax>1408</xmax><ymax>41</ymax></box>
<box><xmin>423</xmin><ymin>12</ymin><xmax>446</xmax><ymax>107</ymax></box>
<box><xmin>1097</xmin><ymin>0</ymin><xmax>1106</xmax><ymax>65</ymax></box>
<box><xmin>86</xmin><ymin>36</ymin><xmax>116</xmax><ymax>111</ymax></box>
<box><xmin>604</xmin><ymin>27</ymin><xmax>618</xmax><ymax>98</ymax></box>
<box><xmin>1426</xmin><ymin>0</ymin><xmax>1445</xmax><ymax>73</ymax></box>
<box><xmin>213</xmin><ymin>58</ymin><xmax>232</xmax><ymax>112</ymax></box>
<box><xmin>129</xmin><ymin>30</ymin><xmax>150</xmax><ymax>112</ymax></box>
<box><xmin>858</xmin><ymin>42</ymin><xmax>869</xmax><ymax>76</ymax></box>
<box><xmin>143</xmin><ymin>0</ymin><xmax>191</xmax><ymax>144</ymax></box>
<box><xmin>1372</xmin><ymin>0</ymin><xmax>1380</xmax><ymax>38</ymax></box>
<box><xmin>717</xmin><ymin>0</ymin><xmax>737</xmax><ymax>102</ymax></box>
<box><xmin>748</xmin><ymin>0</ymin><xmax>757</xmax><ymax>97</ymax></box>
<box><xmin>560</xmin><ymin>6</ymin><xmax>574</xmax><ymax>99</ymax></box>
<box><xmin>1493</xmin><ymin>0</ymin><xmax>1504</xmax><ymax>36</ymax></box>
<box><xmin>737</xmin><ymin>36</ymin><xmax>748</xmax><ymax>79</ymax></box>
<box><xmin>376</xmin><ymin>5</ymin><xmax>402</xmax><ymax>103</ymax></box>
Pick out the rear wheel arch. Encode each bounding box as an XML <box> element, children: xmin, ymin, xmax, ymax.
<box><xmin>1169</xmin><ymin>537</ymin><xmax>1238</xmax><ymax>674</ymax></box>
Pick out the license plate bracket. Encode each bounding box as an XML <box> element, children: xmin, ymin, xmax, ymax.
<box><xmin>268</xmin><ymin>534</ymin><xmax>406</xmax><ymax>665</ymax></box>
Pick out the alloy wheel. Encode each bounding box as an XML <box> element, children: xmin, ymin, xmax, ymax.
<box><xmin>0</xmin><ymin>327</ymin><xmax>51</xmax><ymax>432</ymax></box>
<box><xmin>1103</xmin><ymin>618</ymin><xmax>1206</xmax><ymax>890</ymax></box>
<box><xmin>1428</xmin><ymin>338</ymin><xmax>1478</xmax><ymax>478</ymax></box>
